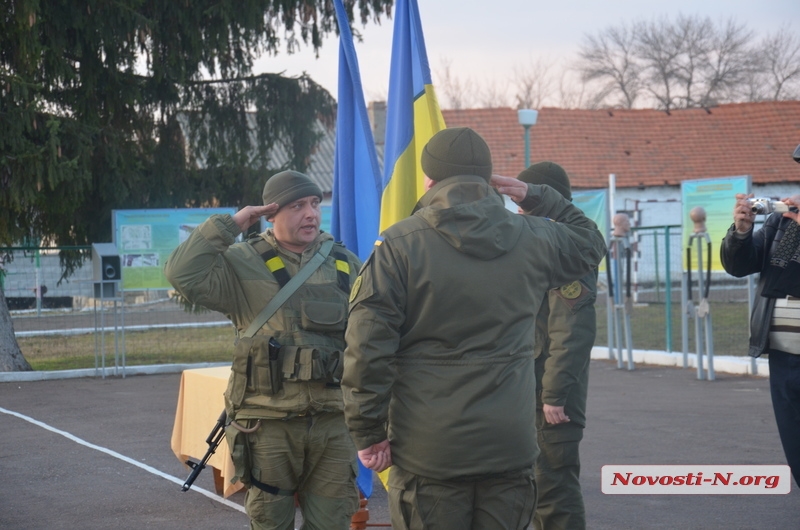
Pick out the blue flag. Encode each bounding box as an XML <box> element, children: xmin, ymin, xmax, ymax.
<box><xmin>332</xmin><ymin>0</ymin><xmax>379</xmax><ymax>498</ymax></box>
<box><xmin>331</xmin><ymin>0</ymin><xmax>383</xmax><ymax>262</ymax></box>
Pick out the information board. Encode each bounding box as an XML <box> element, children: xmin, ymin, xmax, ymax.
<box><xmin>681</xmin><ymin>176</ymin><xmax>750</xmax><ymax>272</ymax></box>
<box><xmin>112</xmin><ymin>208</ymin><xmax>236</xmax><ymax>290</ymax></box>
<box><xmin>573</xmin><ymin>189</ymin><xmax>609</xmax><ymax>241</ymax></box>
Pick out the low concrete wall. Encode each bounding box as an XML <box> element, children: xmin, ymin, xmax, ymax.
<box><xmin>591</xmin><ymin>346</ymin><xmax>768</xmax><ymax>377</ymax></box>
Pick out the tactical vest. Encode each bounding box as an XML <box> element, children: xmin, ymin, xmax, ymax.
<box><xmin>225</xmin><ymin>236</ymin><xmax>354</xmax><ymax>417</ymax></box>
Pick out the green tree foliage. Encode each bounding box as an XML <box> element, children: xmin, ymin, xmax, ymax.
<box><xmin>1</xmin><ymin>0</ymin><xmax>393</xmax><ymax>255</ymax></box>
<box><xmin>0</xmin><ymin>0</ymin><xmax>393</xmax><ymax>370</ymax></box>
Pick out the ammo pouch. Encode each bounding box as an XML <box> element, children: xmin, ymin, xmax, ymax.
<box><xmin>227</xmin><ymin>336</ymin><xmax>344</xmax><ymax>409</ymax></box>
<box><xmin>227</xmin><ymin>336</ymin><xmax>283</xmax><ymax>410</ymax></box>
<box><xmin>225</xmin><ymin>420</ymin><xmax>259</xmax><ymax>488</ymax></box>
<box><xmin>274</xmin><ymin>299</ymin><xmax>345</xmax><ymax>384</ymax></box>
<box><xmin>281</xmin><ymin>347</ymin><xmax>344</xmax><ymax>384</ymax></box>
<box><xmin>224</xmin><ymin>421</ymin><xmax>252</xmax><ymax>488</ymax></box>
<box><xmin>300</xmin><ymin>300</ymin><xmax>346</xmax><ymax>332</ymax></box>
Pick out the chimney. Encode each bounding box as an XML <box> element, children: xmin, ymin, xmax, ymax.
<box><xmin>368</xmin><ymin>101</ymin><xmax>387</xmax><ymax>146</ymax></box>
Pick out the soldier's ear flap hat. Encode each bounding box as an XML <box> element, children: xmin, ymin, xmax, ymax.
<box><xmin>262</xmin><ymin>170</ymin><xmax>322</xmax><ymax>208</ymax></box>
<box><xmin>517</xmin><ymin>161</ymin><xmax>572</xmax><ymax>201</ymax></box>
<box><xmin>421</xmin><ymin>127</ymin><xmax>492</xmax><ymax>181</ymax></box>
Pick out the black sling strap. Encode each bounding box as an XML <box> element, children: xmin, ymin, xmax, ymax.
<box><xmin>250</xmin><ymin>474</ymin><xmax>296</xmax><ymax>496</ymax></box>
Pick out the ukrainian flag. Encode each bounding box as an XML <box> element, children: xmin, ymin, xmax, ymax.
<box><xmin>331</xmin><ymin>0</ymin><xmax>382</xmax><ymax>261</ymax></box>
<box><xmin>331</xmin><ymin>0</ymin><xmax>381</xmax><ymax>497</ymax></box>
<box><xmin>380</xmin><ymin>0</ymin><xmax>446</xmax><ymax>231</ymax></box>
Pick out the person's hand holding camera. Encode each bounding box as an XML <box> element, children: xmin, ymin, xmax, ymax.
<box><xmin>781</xmin><ymin>195</ymin><xmax>800</xmax><ymax>225</ymax></box>
<box><xmin>734</xmin><ymin>193</ymin><xmax>756</xmax><ymax>234</ymax></box>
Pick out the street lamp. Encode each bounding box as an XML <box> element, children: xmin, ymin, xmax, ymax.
<box><xmin>517</xmin><ymin>109</ymin><xmax>538</xmax><ymax>168</ymax></box>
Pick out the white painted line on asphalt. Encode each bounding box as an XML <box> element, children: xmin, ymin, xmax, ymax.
<box><xmin>0</xmin><ymin>406</ymin><xmax>246</xmax><ymax>514</ymax></box>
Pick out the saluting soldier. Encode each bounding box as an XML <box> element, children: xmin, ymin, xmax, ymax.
<box><xmin>518</xmin><ymin>162</ymin><xmax>597</xmax><ymax>530</ymax></box>
<box><xmin>165</xmin><ymin>171</ymin><xmax>362</xmax><ymax>529</ymax></box>
<box><xmin>342</xmin><ymin>128</ymin><xmax>606</xmax><ymax>530</ymax></box>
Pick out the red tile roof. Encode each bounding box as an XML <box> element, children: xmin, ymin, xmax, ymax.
<box><xmin>442</xmin><ymin>101</ymin><xmax>800</xmax><ymax>190</ymax></box>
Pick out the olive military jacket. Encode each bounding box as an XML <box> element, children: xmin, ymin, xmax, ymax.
<box><xmin>163</xmin><ymin>214</ymin><xmax>361</xmax><ymax>418</ymax></box>
<box><xmin>535</xmin><ymin>271</ymin><xmax>597</xmax><ymax>443</ymax></box>
<box><xmin>342</xmin><ymin>176</ymin><xmax>606</xmax><ymax>480</ymax></box>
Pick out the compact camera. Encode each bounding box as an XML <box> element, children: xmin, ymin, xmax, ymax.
<box><xmin>748</xmin><ymin>198</ymin><xmax>789</xmax><ymax>215</ymax></box>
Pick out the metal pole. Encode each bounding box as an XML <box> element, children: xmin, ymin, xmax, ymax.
<box><xmin>120</xmin><ymin>283</ymin><xmax>126</xmax><ymax>378</ymax></box>
<box><xmin>94</xmin><ymin>298</ymin><xmax>99</xmax><ymax>377</ymax></box>
<box><xmin>35</xmin><ymin>249</ymin><xmax>41</xmax><ymax>316</ymax></box>
<box><xmin>695</xmin><ymin>237</ymin><xmax>706</xmax><ymax>380</ymax></box>
<box><xmin>605</xmin><ymin>254</ymin><xmax>615</xmax><ymax>360</ymax></box>
<box><xmin>524</xmin><ymin>126</ymin><xmax>531</xmax><ymax>168</ymax></box>
<box><xmin>747</xmin><ymin>275</ymin><xmax>757</xmax><ymax>374</ymax></box>
<box><xmin>681</xmin><ymin>271</ymin><xmax>689</xmax><ymax>369</ymax></box>
<box><xmin>654</xmin><ymin>231</ymin><xmax>661</xmax><ymax>303</ymax></box>
<box><xmin>665</xmin><ymin>226</ymin><xmax>673</xmax><ymax>352</ymax></box>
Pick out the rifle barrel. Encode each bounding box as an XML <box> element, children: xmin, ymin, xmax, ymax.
<box><xmin>181</xmin><ymin>409</ymin><xmax>227</xmax><ymax>492</ymax></box>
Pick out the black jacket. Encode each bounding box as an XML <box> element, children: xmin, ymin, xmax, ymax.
<box><xmin>720</xmin><ymin>214</ymin><xmax>793</xmax><ymax>357</ymax></box>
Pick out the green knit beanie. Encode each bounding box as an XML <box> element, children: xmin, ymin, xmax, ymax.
<box><xmin>262</xmin><ymin>170</ymin><xmax>322</xmax><ymax>208</ymax></box>
<box><xmin>517</xmin><ymin>161</ymin><xmax>572</xmax><ymax>201</ymax></box>
<box><xmin>421</xmin><ymin>127</ymin><xmax>492</xmax><ymax>181</ymax></box>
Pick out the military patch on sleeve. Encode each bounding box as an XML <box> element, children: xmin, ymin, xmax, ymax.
<box><xmin>559</xmin><ymin>281</ymin><xmax>582</xmax><ymax>299</ymax></box>
<box><xmin>349</xmin><ymin>275</ymin><xmax>363</xmax><ymax>304</ymax></box>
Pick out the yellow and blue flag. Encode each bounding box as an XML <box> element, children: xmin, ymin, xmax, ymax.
<box><xmin>331</xmin><ymin>0</ymin><xmax>383</xmax><ymax>262</ymax></box>
<box><xmin>380</xmin><ymin>0</ymin><xmax>446</xmax><ymax>231</ymax></box>
<box><xmin>331</xmin><ymin>0</ymin><xmax>382</xmax><ymax>498</ymax></box>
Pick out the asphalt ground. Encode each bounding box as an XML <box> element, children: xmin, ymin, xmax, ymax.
<box><xmin>1</xmin><ymin>359</ymin><xmax>798</xmax><ymax>530</ymax></box>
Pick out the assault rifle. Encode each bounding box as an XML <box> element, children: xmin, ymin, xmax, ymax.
<box><xmin>181</xmin><ymin>409</ymin><xmax>227</xmax><ymax>492</ymax></box>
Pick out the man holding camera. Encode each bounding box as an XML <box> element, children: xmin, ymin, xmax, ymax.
<box><xmin>720</xmin><ymin>143</ymin><xmax>800</xmax><ymax>486</ymax></box>
<box><xmin>164</xmin><ymin>170</ymin><xmax>362</xmax><ymax>529</ymax></box>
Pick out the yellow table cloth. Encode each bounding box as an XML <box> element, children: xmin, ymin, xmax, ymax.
<box><xmin>171</xmin><ymin>366</ymin><xmax>244</xmax><ymax>498</ymax></box>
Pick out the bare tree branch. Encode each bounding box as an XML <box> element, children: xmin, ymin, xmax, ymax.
<box><xmin>478</xmin><ymin>80</ymin><xmax>511</xmax><ymax>108</ymax></box>
<box><xmin>577</xmin><ymin>22</ymin><xmax>642</xmax><ymax>108</ymax></box>
<box><xmin>513</xmin><ymin>58</ymin><xmax>555</xmax><ymax>109</ymax></box>
<box><xmin>435</xmin><ymin>58</ymin><xmax>476</xmax><ymax>110</ymax></box>
<box><xmin>695</xmin><ymin>17</ymin><xmax>754</xmax><ymax>106</ymax></box>
<box><xmin>556</xmin><ymin>68</ymin><xmax>587</xmax><ymax>109</ymax></box>
<box><xmin>670</xmin><ymin>14</ymin><xmax>714</xmax><ymax>107</ymax></box>
<box><xmin>759</xmin><ymin>24</ymin><xmax>800</xmax><ymax>100</ymax></box>
<box><xmin>635</xmin><ymin>16</ymin><xmax>685</xmax><ymax>110</ymax></box>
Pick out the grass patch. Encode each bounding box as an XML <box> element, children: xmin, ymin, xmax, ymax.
<box><xmin>595</xmin><ymin>301</ymin><xmax>751</xmax><ymax>356</ymax></box>
<box><xmin>20</xmin><ymin>326</ymin><xmax>234</xmax><ymax>371</ymax></box>
<box><xmin>16</xmin><ymin>300</ymin><xmax>754</xmax><ymax>371</ymax></box>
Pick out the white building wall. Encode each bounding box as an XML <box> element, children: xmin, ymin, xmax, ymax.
<box><xmin>600</xmin><ymin>180</ymin><xmax>798</xmax><ymax>289</ymax></box>
<box><xmin>609</xmin><ymin>181</ymin><xmax>799</xmax><ymax>229</ymax></box>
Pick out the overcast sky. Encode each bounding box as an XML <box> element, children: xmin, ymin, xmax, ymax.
<box><xmin>254</xmin><ymin>0</ymin><xmax>799</xmax><ymax>103</ymax></box>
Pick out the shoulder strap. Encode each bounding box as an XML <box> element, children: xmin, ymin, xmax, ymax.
<box><xmin>242</xmin><ymin>240</ymin><xmax>334</xmax><ymax>339</ymax></box>
<box><xmin>332</xmin><ymin>245</ymin><xmax>353</xmax><ymax>294</ymax></box>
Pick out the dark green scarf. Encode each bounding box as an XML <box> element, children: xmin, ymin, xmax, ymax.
<box><xmin>762</xmin><ymin>220</ymin><xmax>800</xmax><ymax>298</ymax></box>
